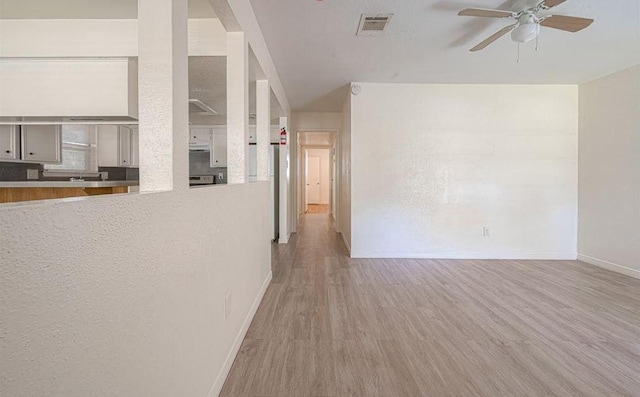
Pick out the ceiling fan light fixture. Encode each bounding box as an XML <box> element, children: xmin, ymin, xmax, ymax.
<box><xmin>511</xmin><ymin>22</ymin><xmax>540</xmax><ymax>43</ymax></box>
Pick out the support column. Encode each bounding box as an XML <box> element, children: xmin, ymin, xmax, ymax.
<box><xmin>138</xmin><ymin>0</ymin><xmax>189</xmax><ymax>192</ymax></box>
<box><xmin>256</xmin><ymin>80</ymin><xmax>270</xmax><ymax>181</ymax></box>
<box><xmin>279</xmin><ymin>116</ymin><xmax>289</xmax><ymax>243</ymax></box>
<box><xmin>226</xmin><ymin>32</ymin><xmax>249</xmax><ymax>184</ymax></box>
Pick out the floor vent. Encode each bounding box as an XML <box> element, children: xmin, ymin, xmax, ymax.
<box><xmin>357</xmin><ymin>14</ymin><xmax>393</xmax><ymax>36</ymax></box>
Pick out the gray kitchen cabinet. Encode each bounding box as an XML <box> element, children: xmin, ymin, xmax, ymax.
<box><xmin>0</xmin><ymin>125</ymin><xmax>20</xmax><ymax>161</ymax></box>
<box><xmin>98</xmin><ymin>125</ymin><xmax>138</xmax><ymax>168</ymax></box>
<box><xmin>21</xmin><ymin>125</ymin><xmax>62</xmax><ymax>163</ymax></box>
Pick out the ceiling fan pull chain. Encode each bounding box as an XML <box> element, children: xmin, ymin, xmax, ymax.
<box><xmin>536</xmin><ymin>32</ymin><xmax>539</xmax><ymax>51</ymax></box>
<box><xmin>517</xmin><ymin>43</ymin><xmax>520</xmax><ymax>63</ymax></box>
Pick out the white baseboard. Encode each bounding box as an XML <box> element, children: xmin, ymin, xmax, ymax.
<box><xmin>279</xmin><ymin>232</ymin><xmax>291</xmax><ymax>244</ymax></box>
<box><xmin>207</xmin><ymin>270</ymin><xmax>273</xmax><ymax>397</ymax></box>
<box><xmin>349</xmin><ymin>251</ymin><xmax>577</xmax><ymax>260</ymax></box>
<box><xmin>578</xmin><ymin>254</ymin><xmax>640</xmax><ymax>280</ymax></box>
<box><xmin>340</xmin><ymin>232</ymin><xmax>351</xmax><ymax>256</ymax></box>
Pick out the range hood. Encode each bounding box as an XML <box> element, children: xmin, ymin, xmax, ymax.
<box><xmin>189</xmin><ymin>99</ymin><xmax>218</xmax><ymax>116</ymax></box>
<box><xmin>0</xmin><ymin>58</ymin><xmax>138</xmax><ymax>125</ymax></box>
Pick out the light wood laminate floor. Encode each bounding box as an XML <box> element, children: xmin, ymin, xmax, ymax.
<box><xmin>306</xmin><ymin>204</ymin><xmax>330</xmax><ymax>214</ymax></box>
<box><xmin>220</xmin><ymin>215</ymin><xmax>640</xmax><ymax>397</ymax></box>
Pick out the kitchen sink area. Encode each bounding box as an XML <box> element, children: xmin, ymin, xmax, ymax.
<box><xmin>0</xmin><ymin>124</ymin><xmax>139</xmax><ymax>203</ymax></box>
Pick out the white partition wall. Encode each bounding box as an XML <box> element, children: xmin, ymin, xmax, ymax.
<box><xmin>137</xmin><ymin>0</ymin><xmax>189</xmax><ymax>192</ymax></box>
<box><xmin>226</xmin><ymin>32</ymin><xmax>250</xmax><ymax>184</ymax></box>
<box><xmin>256</xmin><ymin>79</ymin><xmax>270</xmax><ymax>181</ymax></box>
<box><xmin>0</xmin><ymin>0</ymin><xmax>275</xmax><ymax>396</ymax></box>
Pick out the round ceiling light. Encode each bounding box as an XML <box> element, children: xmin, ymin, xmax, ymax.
<box><xmin>511</xmin><ymin>22</ymin><xmax>540</xmax><ymax>43</ymax></box>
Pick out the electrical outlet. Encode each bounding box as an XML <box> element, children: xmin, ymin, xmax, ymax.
<box><xmin>224</xmin><ymin>293</ymin><xmax>232</xmax><ymax>319</ymax></box>
<box><xmin>218</xmin><ymin>173</ymin><xmax>224</xmax><ymax>181</ymax></box>
<box><xmin>99</xmin><ymin>171</ymin><xmax>108</xmax><ymax>180</ymax></box>
<box><xmin>26</xmin><ymin>169</ymin><xmax>39</xmax><ymax>180</ymax></box>
<box><xmin>483</xmin><ymin>226</ymin><xmax>491</xmax><ymax>237</ymax></box>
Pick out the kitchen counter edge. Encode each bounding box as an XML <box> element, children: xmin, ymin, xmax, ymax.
<box><xmin>0</xmin><ymin>181</ymin><xmax>140</xmax><ymax>188</ymax></box>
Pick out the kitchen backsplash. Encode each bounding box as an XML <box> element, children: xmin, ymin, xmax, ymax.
<box><xmin>98</xmin><ymin>167</ymin><xmax>139</xmax><ymax>181</ymax></box>
<box><xmin>189</xmin><ymin>151</ymin><xmax>227</xmax><ymax>184</ymax></box>
<box><xmin>0</xmin><ymin>162</ymin><xmax>138</xmax><ymax>181</ymax></box>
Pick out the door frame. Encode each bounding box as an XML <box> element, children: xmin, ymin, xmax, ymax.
<box><xmin>296</xmin><ymin>129</ymin><xmax>339</xmax><ymax>225</ymax></box>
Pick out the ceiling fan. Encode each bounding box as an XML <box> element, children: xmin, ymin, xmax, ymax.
<box><xmin>458</xmin><ymin>0</ymin><xmax>594</xmax><ymax>52</ymax></box>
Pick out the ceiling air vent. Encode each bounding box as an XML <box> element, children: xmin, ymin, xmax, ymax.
<box><xmin>357</xmin><ymin>14</ymin><xmax>393</xmax><ymax>36</ymax></box>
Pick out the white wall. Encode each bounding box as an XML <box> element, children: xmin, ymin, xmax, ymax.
<box><xmin>578</xmin><ymin>65</ymin><xmax>640</xmax><ymax>278</ymax></box>
<box><xmin>293</xmin><ymin>112</ymin><xmax>342</xmax><ymax>131</ymax></box>
<box><xmin>339</xmin><ymin>96</ymin><xmax>352</xmax><ymax>252</ymax></box>
<box><xmin>0</xmin><ymin>19</ymin><xmax>227</xmax><ymax>57</ymax></box>
<box><xmin>0</xmin><ymin>184</ymin><xmax>272</xmax><ymax>396</ymax></box>
<box><xmin>350</xmin><ymin>83</ymin><xmax>578</xmax><ymax>259</ymax></box>
<box><xmin>305</xmin><ymin>148</ymin><xmax>331</xmax><ymax>204</ymax></box>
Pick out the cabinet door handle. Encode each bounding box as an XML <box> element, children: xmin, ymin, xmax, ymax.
<box><xmin>29</xmin><ymin>152</ymin><xmax>34</xmax><ymax>155</ymax></box>
<box><xmin>5</xmin><ymin>150</ymin><xmax>10</xmax><ymax>154</ymax></box>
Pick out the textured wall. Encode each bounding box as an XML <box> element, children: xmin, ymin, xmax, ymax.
<box><xmin>339</xmin><ymin>95</ymin><xmax>352</xmax><ymax>252</ymax></box>
<box><xmin>578</xmin><ymin>66</ymin><xmax>640</xmax><ymax>278</ymax></box>
<box><xmin>350</xmin><ymin>83</ymin><xmax>578</xmax><ymax>259</ymax></box>
<box><xmin>0</xmin><ymin>183</ymin><xmax>271</xmax><ymax>396</ymax></box>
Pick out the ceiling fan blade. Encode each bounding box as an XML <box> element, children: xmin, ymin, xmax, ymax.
<box><xmin>458</xmin><ymin>8</ymin><xmax>514</xmax><ymax>18</ymax></box>
<box><xmin>540</xmin><ymin>15</ymin><xmax>594</xmax><ymax>32</ymax></box>
<box><xmin>470</xmin><ymin>24</ymin><xmax>517</xmax><ymax>52</ymax></box>
<box><xmin>542</xmin><ymin>0</ymin><xmax>568</xmax><ymax>8</ymax></box>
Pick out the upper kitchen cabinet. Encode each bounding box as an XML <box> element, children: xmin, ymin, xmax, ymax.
<box><xmin>21</xmin><ymin>125</ymin><xmax>62</xmax><ymax>163</ymax></box>
<box><xmin>98</xmin><ymin>125</ymin><xmax>138</xmax><ymax>167</ymax></box>
<box><xmin>0</xmin><ymin>125</ymin><xmax>20</xmax><ymax>161</ymax></box>
<box><xmin>0</xmin><ymin>58</ymin><xmax>138</xmax><ymax>121</ymax></box>
<box><xmin>189</xmin><ymin>127</ymin><xmax>212</xmax><ymax>149</ymax></box>
<box><xmin>211</xmin><ymin>127</ymin><xmax>227</xmax><ymax>167</ymax></box>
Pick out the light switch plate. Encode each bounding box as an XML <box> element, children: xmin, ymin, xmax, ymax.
<box><xmin>27</xmin><ymin>169</ymin><xmax>39</xmax><ymax>180</ymax></box>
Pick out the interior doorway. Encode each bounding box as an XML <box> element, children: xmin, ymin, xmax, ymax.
<box><xmin>305</xmin><ymin>148</ymin><xmax>330</xmax><ymax>214</ymax></box>
<box><xmin>298</xmin><ymin>131</ymin><xmax>336</xmax><ymax>218</ymax></box>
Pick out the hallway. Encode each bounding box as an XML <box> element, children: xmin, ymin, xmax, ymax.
<box><xmin>220</xmin><ymin>215</ymin><xmax>640</xmax><ymax>396</ymax></box>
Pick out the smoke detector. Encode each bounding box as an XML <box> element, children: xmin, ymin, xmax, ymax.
<box><xmin>356</xmin><ymin>14</ymin><xmax>393</xmax><ymax>36</ymax></box>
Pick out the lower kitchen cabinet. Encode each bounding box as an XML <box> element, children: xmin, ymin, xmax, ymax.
<box><xmin>21</xmin><ymin>125</ymin><xmax>62</xmax><ymax>163</ymax></box>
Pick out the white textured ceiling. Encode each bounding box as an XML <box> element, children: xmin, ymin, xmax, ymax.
<box><xmin>188</xmin><ymin>56</ymin><xmax>285</xmax><ymax>125</ymax></box>
<box><xmin>0</xmin><ymin>0</ymin><xmax>216</xmax><ymax>18</ymax></box>
<box><xmin>250</xmin><ymin>0</ymin><xmax>640</xmax><ymax>111</ymax></box>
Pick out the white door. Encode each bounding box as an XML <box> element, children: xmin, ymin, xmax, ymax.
<box><xmin>21</xmin><ymin>125</ymin><xmax>62</xmax><ymax>163</ymax></box>
<box><xmin>306</xmin><ymin>156</ymin><xmax>321</xmax><ymax>204</ymax></box>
